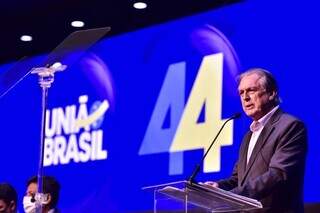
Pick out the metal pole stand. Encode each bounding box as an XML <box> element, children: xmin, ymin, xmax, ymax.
<box><xmin>31</xmin><ymin>62</ymin><xmax>67</xmax><ymax>213</ymax></box>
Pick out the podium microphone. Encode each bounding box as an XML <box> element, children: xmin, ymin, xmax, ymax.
<box><xmin>188</xmin><ymin>112</ymin><xmax>241</xmax><ymax>183</ymax></box>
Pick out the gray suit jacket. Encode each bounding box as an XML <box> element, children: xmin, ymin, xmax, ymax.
<box><xmin>217</xmin><ymin>109</ymin><xmax>307</xmax><ymax>213</ymax></box>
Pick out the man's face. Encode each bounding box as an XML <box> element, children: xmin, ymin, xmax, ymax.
<box><xmin>0</xmin><ymin>199</ymin><xmax>14</xmax><ymax>213</ymax></box>
<box><xmin>238</xmin><ymin>73</ymin><xmax>274</xmax><ymax>120</ymax></box>
<box><xmin>26</xmin><ymin>182</ymin><xmax>37</xmax><ymax>197</ymax></box>
<box><xmin>25</xmin><ymin>182</ymin><xmax>51</xmax><ymax>211</ymax></box>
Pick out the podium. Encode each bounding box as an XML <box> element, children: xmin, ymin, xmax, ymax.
<box><xmin>143</xmin><ymin>181</ymin><xmax>262</xmax><ymax>212</ymax></box>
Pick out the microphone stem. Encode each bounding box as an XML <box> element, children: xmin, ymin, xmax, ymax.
<box><xmin>201</xmin><ymin>117</ymin><xmax>233</xmax><ymax>162</ymax></box>
<box><xmin>188</xmin><ymin>116</ymin><xmax>235</xmax><ymax>183</ymax></box>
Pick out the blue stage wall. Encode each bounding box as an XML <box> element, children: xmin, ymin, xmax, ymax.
<box><xmin>0</xmin><ymin>0</ymin><xmax>319</xmax><ymax>212</ymax></box>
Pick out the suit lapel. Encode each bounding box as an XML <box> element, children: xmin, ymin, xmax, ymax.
<box><xmin>240</xmin><ymin>109</ymin><xmax>282</xmax><ymax>185</ymax></box>
<box><xmin>238</xmin><ymin>132</ymin><xmax>251</xmax><ymax>182</ymax></box>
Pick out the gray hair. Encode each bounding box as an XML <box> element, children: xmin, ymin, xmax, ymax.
<box><xmin>238</xmin><ymin>68</ymin><xmax>280</xmax><ymax>104</ymax></box>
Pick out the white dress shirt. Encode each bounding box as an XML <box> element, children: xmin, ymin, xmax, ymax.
<box><xmin>246</xmin><ymin>105</ymin><xmax>279</xmax><ymax>164</ymax></box>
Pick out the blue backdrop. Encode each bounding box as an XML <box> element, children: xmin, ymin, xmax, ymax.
<box><xmin>0</xmin><ymin>0</ymin><xmax>319</xmax><ymax>212</ymax></box>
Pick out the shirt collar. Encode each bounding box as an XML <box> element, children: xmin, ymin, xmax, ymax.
<box><xmin>250</xmin><ymin>105</ymin><xmax>279</xmax><ymax>132</ymax></box>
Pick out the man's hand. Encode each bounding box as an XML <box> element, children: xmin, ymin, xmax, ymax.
<box><xmin>200</xmin><ymin>181</ymin><xmax>219</xmax><ymax>188</ymax></box>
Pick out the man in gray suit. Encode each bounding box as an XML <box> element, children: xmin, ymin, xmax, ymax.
<box><xmin>206</xmin><ymin>68</ymin><xmax>307</xmax><ymax>212</ymax></box>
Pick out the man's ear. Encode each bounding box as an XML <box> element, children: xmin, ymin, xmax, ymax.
<box><xmin>43</xmin><ymin>194</ymin><xmax>52</xmax><ymax>205</ymax></box>
<box><xmin>268</xmin><ymin>91</ymin><xmax>277</xmax><ymax>101</ymax></box>
<box><xmin>9</xmin><ymin>200</ymin><xmax>16</xmax><ymax>212</ymax></box>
